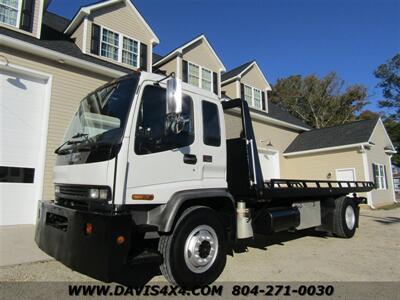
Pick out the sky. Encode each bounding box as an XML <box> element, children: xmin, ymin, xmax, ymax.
<box><xmin>48</xmin><ymin>0</ymin><xmax>400</xmax><ymax>113</ymax></box>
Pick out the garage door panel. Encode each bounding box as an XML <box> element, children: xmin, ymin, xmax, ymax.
<box><xmin>0</xmin><ymin>69</ymin><xmax>48</xmax><ymax>225</ymax></box>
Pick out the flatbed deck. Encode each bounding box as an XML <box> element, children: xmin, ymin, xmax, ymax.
<box><xmin>223</xmin><ymin>99</ymin><xmax>375</xmax><ymax>202</ymax></box>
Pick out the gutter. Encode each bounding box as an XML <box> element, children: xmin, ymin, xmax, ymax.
<box><xmin>283</xmin><ymin>142</ymin><xmax>372</xmax><ymax>157</ymax></box>
<box><xmin>0</xmin><ymin>35</ymin><xmax>127</xmax><ymax>78</ymax></box>
<box><xmin>225</xmin><ymin>106</ymin><xmax>310</xmax><ymax>132</ymax></box>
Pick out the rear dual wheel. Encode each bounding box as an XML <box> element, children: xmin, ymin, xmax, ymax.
<box><xmin>158</xmin><ymin>206</ymin><xmax>227</xmax><ymax>287</ymax></box>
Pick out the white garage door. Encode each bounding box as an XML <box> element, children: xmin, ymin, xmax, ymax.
<box><xmin>0</xmin><ymin>68</ymin><xmax>48</xmax><ymax>225</ymax></box>
<box><xmin>258</xmin><ymin>150</ymin><xmax>280</xmax><ymax>181</ymax></box>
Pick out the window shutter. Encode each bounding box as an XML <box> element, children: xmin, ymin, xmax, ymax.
<box><xmin>372</xmin><ymin>164</ymin><xmax>378</xmax><ymax>187</ymax></box>
<box><xmin>384</xmin><ymin>165</ymin><xmax>388</xmax><ymax>189</ymax></box>
<box><xmin>262</xmin><ymin>91</ymin><xmax>266</xmax><ymax>111</ymax></box>
<box><xmin>140</xmin><ymin>43</ymin><xmax>148</xmax><ymax>71</ymax></box>
<box><xmin>91</xmin><ymin>24</ymin><xmax>101</xmax><ymax>55</ymax></box>
<box><xmin>20</xmin><ymin>0</ymin><xmax>34</xmax><ymax>32</ymax></box>
<box><xmin>182</xmin><ymin>60</ymin><xmax>188</xmax><ymax>83</ymax></box>
<box><xmin>213</xmin><ymin>72</ymin><xmax>218</xmax><ymax>95</ymax></box>
<box><xmin>240</xmin><ymin>83</ymin><xmax>244</xmax><ymax>100</ymax></box>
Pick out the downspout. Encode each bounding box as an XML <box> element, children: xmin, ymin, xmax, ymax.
<box><xmin>361</xmin><ymin>145</ymin><xmax>375</xmax><ymax>209</ymax></box>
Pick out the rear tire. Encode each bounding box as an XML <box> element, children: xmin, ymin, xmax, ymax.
<box><xmin>333</xmin><ymin>197</ymin><xmax>358</xmax><ymax>238</ymax></box>
<box><xmin>158</xmin><ymin>206</ymin><xmax>227</xmax><ymax>288</ymax></box>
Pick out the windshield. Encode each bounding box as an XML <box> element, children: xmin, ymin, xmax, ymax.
<box><xmin>56</xmin><ymin>75</ymin><xmax>138</xmax><ymax>163</ymax></box>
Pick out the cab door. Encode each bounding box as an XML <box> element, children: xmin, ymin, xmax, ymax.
<box><xmin>200</xmin><ymin>99</ymin><xmax>227</xmax><ymax>188</ymax></box>
<box><xmin>125</xmin><ymin>83</ymin><xmax>202</xmax><ymax>204</ymax></box>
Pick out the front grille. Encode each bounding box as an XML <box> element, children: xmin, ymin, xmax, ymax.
<box><xmin>59</xmin><ymin>185</ymin><xmax>89</xmax><ymax>198</ymax></box>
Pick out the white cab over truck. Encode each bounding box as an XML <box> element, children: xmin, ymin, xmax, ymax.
<box><xmin>35</xmin><ymin>71</ymin><xmax>374</xmax><ymax>287</ymax></box>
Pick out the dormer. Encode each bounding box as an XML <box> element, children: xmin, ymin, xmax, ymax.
<box><xmin>64</xmin><ymin>0</ymin><xmax>159</xmax><ymax>72</ymax></box>
<box><xmin>221</xmin><ymin>61</ymin><xmax>272</xmax><ymax>112</ymax></box>
<box><xmin>0</xmin><ymin>0</ymin><xmax>47</xmax><ymax>38</ymax></box>
<box><xmin>153</xmin><ymin>34</ymin><xmax>226</xmax><ymax>96</ymax></box>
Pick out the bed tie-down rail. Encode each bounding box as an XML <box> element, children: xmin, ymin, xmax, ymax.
<box><xmin>263</xmin><ymin>179</ymin><xmax>375</xmax><ymax>199</ymax></box>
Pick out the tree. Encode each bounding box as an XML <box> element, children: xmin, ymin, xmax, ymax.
<box><xmin>374</xmin><ymin>53</ymin><xmax>400</xmax><ymax>121</ymax></box>
<box><xmin>269</xmin><ymin>72</ymin><xmax>368</xmax><ymax>128</ymax></box>
<box><xmin>358</xmin><ymin>110</ymin><xmax>381</xmax><ymax>120</ymax></box>
<box><xmin>384</xmin><ymin>118</ymin><xmax>400</xmax><ymax>166</ymax></box>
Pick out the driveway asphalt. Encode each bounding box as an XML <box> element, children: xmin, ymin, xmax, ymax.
<box><xmin>0</xmin><ymin>206</ymin><xmax>399</xmax><ymax>283</ymax></box>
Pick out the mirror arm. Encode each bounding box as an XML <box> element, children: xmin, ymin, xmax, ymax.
<box><xmin>155</xmin><ymin>72</ymin><xmax>176</xmax><ymax>86</ymax></box>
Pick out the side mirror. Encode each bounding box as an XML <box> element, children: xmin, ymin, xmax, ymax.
<box><xmin>166</xmin><ymin>77</ymin><xmax>182</xmax><ymax>115</ymax></box>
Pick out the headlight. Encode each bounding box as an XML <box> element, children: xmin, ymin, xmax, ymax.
<box><xmin>55</xmin><ymin>185</ymin><xmax>60</xmax><ymax>193</ymax></box>
<box><xmin>99</xmin><ymin>189</ymin><xmax>108</xmax><ymax>200</ymax></box>
<box><xmin>89</xmin><ymin>188</ymin><xmax>99</xmax><ymax>199</ymax></box>
<box><xmin>89</xmin><ymin>188</ymin><xmax>108</xmax><ymax>200</ymax></box>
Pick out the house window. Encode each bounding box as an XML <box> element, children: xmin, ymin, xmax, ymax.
<box><xmin>373</xmin><ymin>163</ymin><xmax>387</xmax><ymax>190</ymax></box>
<box><xmin>188</xmin><ymin>62</ymin><xmax>200</xmax><ymax>87</ymax></box>
<box><xmin>187</xmin><ymin>61</ymin><xmax>213</xmax><ymax>92</ymax></box>
<box><xmin>201</xmin><ymin>68</ymin><xmax>212</xmax><ymax>92</ymax></box>
<box><xmin>122</xmin><ymin>37</ymin><xmax>139</xmax><ymax>67</ymax></box>
<box><xmin>98</xmin><ymin>26</ymin><xmax>140</xmax><ymax>68</ymax></box>
<box><xmin>244</xmin><ymin>85</ymin><xmax>252</xmax><ymax>104</ymax></box>
<box><xmin>253</xmin><ymin>88</ymin><xmax>262</xmax><ymax>109</ymax></box>
<box><xmin>0</xmin><ymin>0</ymin><xmax>20</xmax><ymax>27</ymax></box>
<box><xmin>244</xmin><ymin>84</ymin><xmax>262</xmax><ymax>109</ymax></box>
<box><xmin>101</xmin><ymin>28</ymin><xmax>119</xmax><ymax>61</ymax></box>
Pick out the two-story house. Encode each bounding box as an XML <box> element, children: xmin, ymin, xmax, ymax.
<box><xmin>0</xmin><ymin>0</ymin><xmax>157</xmax><ymax>225</ymax></box>
<box><xmin>0</xmin><ymin>0</ymin><xmax>397</xmax><ymax>226</ymax></box>
<box><xmin>153</xmin><ymin>34</ymin><xmax>225</xmax><ymax>97</ymax></box>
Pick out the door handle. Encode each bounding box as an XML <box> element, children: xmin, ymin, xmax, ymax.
<box><xmin>183</xmin><ymin>154</ymin><xmax>197</xmax><ymax>165</ymax></box>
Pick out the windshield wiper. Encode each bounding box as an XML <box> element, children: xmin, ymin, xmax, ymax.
<box><xmin>54</xmin><ymin>133</ymin><xmax>91</xmax><ymax>154</ymax></box>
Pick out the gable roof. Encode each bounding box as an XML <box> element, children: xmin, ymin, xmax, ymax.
<box><xmin>221</xmin><ymin>60</ymin><xmax>253</xmax><ymax>82</ymax></box>
<box><xmin>284</xmin><ymin>118</ymin><xmax>385</xmax><ymax>155</ymax></box>
<box><xmin>43</xmin><ymin>11</ymin><xmax>70</xmax><ymax>33</ymax></box>
<box><xmin>153</xmin><ymin>34</ymin><xmax>226</xmax><ymax>71</ymax></box>
<box><xmin>221</xmin><ymin>60</ymin><xmax>271</xmax><ymax>90</ymax></box>
<box><xmin>1</xmin><ymin>24</ymin><xmax>131</xmax><ymax>76</ymax></box>
<box><xmin>64</xmin><ymin>0</ymin><xmax>159</xmax><ymax>45</ymax></box>
<box><xmin>152</xmin><ymin>52</ymin><xmax>163</xmax><ymax>64</ymax></box>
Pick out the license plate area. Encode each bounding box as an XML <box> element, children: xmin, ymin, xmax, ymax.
<box><xmin>46</xmin><ymin>212</ymin><xmax>68</xmax><ymax>231</ymax></box>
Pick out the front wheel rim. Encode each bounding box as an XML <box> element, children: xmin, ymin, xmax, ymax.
<box><xmin>345</xmin><ymin>205</ymin><xmax>356</xmax><ymax>230</ymax></box>
<box><xmin>184</xmin><ymin>225</ymin><xmax>219</xmax><ymax>274</ymax></box>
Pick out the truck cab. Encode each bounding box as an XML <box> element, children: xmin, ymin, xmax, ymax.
<box><xmin>35</xmin><ymin>71</ymin><xmax>374</xmax><ymax>288</ymax></box>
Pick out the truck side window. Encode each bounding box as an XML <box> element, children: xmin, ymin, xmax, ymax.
<box><xmin>202</xmin><ymin>101</ymin><xmax>221</xmax><ymax>147</ymax></box>
<box><xmin>135</xmin><ymin>85</ymin><xmax>194</xmax><ymax>155</ymax></box>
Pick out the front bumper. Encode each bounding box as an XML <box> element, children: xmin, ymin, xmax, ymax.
<box><xmin>35</xmin><ymin>200</ymin><xmax>133</xmax><ymax>282</ymax></box>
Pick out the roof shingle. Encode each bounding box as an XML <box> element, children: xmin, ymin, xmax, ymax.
<box><xmin>285</xmin><ymin>118</ymin><xmax>379</xmax><ymax>153</ymax></box>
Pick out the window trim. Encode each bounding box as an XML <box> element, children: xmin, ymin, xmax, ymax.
<box><xmin>134</xmin><ymin>84</ymin><xmax>196</xmax><ymax>155</ymax></box>
<box><xmin>243</xmin><ymin>84</ymin><xmax>263</xmax><ymax>110</ymax></box>
<box><xmin>0</xmin><ymin>0</ymin><xmax>23</xmax><ymax>28</ymax></box>
<box><xmin>98</xmin><ymin>24</ymin><xmax>140</xmax><ymax>68</ymax></box>
<box><xmin>373</xmin><ymin>163</ymin><xmax>387</xmax><ymax>190</ymax></box>
<box><xmin>187</xmin><ymin>60</ymin><xmax>213</xmax><ymax>92</ymax></box>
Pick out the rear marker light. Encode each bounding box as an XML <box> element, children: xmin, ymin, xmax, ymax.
<box><xmin>85</xmin><ymin>223</ymin><xmax>93</xmax><ymax>235</ymax></box>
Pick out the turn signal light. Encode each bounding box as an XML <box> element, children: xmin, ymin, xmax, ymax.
<box><xmin>132</xmin><ymin>194</ymin><xmax>154</xmax><ymax>201</ymax></box>
<box><xmin>116</xmin><ymin>235</ymin><xmax>125</xmax><ymax>245</ymax></box>
<box><xmin>85</xmin><ymin>223</ymin><xmax>93</xmax><ymax>235</ymax></box>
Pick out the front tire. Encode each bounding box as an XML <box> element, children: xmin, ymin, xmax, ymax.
<box><xmin>158</xmin><ymin>206</ymin><xmax>227</xmax><ymax>287</ymax></box>
<box><xmin>333</xmin><ymin>197</ymin><xmax>358</xmax><ymax>238</ymax></box>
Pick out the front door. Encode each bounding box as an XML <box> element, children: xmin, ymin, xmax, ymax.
<box><xmin>125</xmin><ymin>84</ymin><xmax>202</xmax><ymax>204</ymax></box>
<box><xmin>258</xmin><ymin>149</ymin><xmax>280</xmax><ymax>181</ymax></box>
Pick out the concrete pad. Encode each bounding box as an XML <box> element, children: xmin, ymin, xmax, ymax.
<box><xmin>0</xmin><ymin>225</ymin><xmax>51</xmax><ymax>267</ymax></box>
